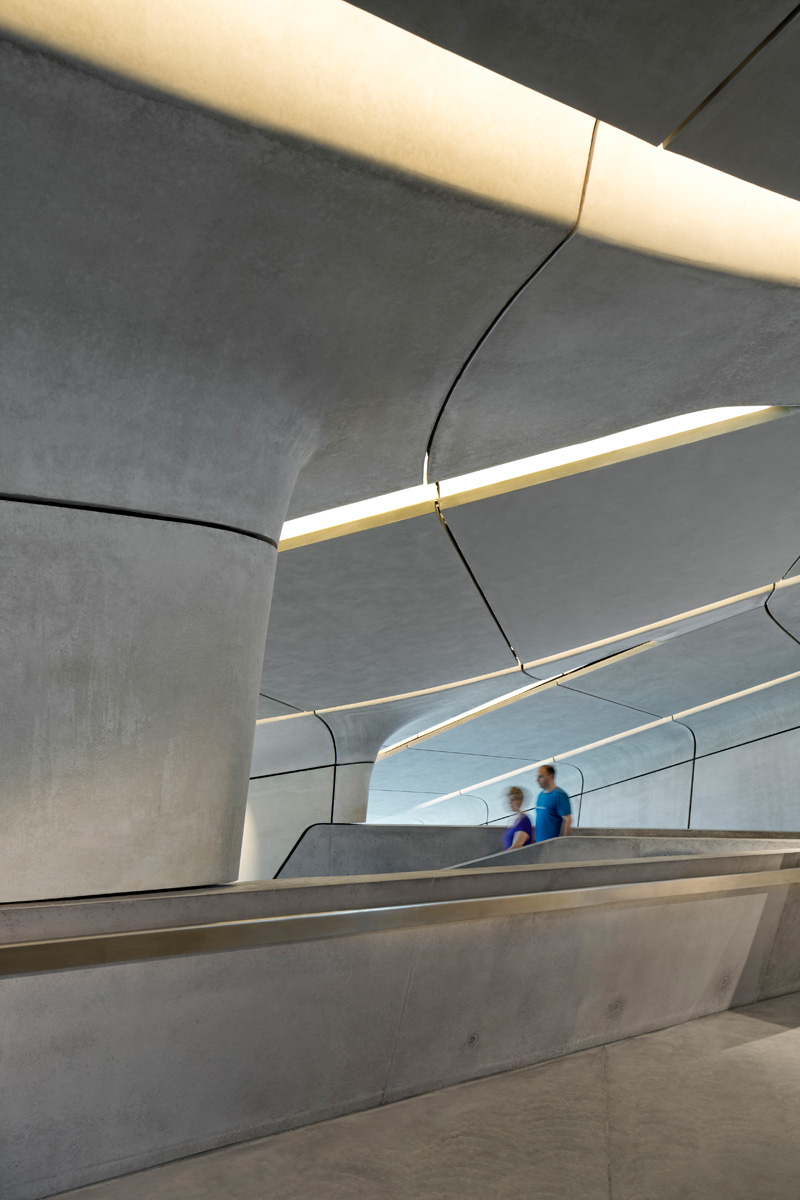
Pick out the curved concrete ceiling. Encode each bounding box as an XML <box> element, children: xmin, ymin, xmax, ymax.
<box><xmin>1</xmin><ymin>36</ymin><xmax>572</xmax><ymax>533</ymax></box>
<box><xmin>669</xmin><ymin>17</ymin><xmax>800</xmax><ymax>202</ymax></box>
<box><xmin>438</xmin><ymin>414</ymin><xmax>800</xmax><ymax>665</ymax></box>
<box><xmin>260</xmin><ymin>512</ymin><xmax>517</xmax><ymax>710</ymax></box>
<box><xmin>5</xmin><ymin>4</ymin><xmax>800</xmax><ymax>527</ymax></box>
<box><xmin>4</xmin><ymin>4</ymin><xmax>800</xmax><ymax>837</ymax></box>
<box><xmin>346</xmin><ymin>0</ymin><xmax>797</xmax><ymax>144</ymax></box>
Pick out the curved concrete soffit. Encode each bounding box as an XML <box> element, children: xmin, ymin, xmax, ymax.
<box><xmin>4</xmin><ymin>1</ymin><xmax>800</xmax><ymax>284</ymax></box>
<box><xmin>278</xmin><ymin>407</ymin><xmax>785</xmax><ymax>550</ymax></box>
<box><xmin>411</xmin><ymin>665</ymin><xmax>800</xmax><ymax>817</ymax></box>
<box><xmin>255</xmin><ymin>572</ymin><xmax>800</xmax><ymax>730</ymax></box>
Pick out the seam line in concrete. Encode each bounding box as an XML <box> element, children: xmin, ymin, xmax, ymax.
<box><xmin>602</xmin><ymin>1044</ymin><xmax>614</xmax><ymax>1200</ymax></box>
<box><xmin>249</xmin><ymin>762</ymin><xmax>372</xmax><ymax>782</ymax></box>
<box><xmin>380</xmin><ymin>930</ymin><xmax>421</xmax><ymax>1106</ymax></box>
<box><xmin>556</xmin><ymin>680</ymin><xmax>664</xmax><ymax>718</ymax></box>
<box><xmin>662</xmin><ymin>3</ymin><xmax>800</xmax><ymax>146</ymax></box>
<box><xmin>0</xmin><ymin>491</ymin><xmax>278</xmax><ymax>548</ymax></box>
<box><xmin>434</xmin><ymin>501</ymin><xmax>523</xmax><ymax>667</ymax></box>
<box><xmin>422</xmin><ymin>119</ymin><xmax>599</xmax><ymax>482</ymax></box>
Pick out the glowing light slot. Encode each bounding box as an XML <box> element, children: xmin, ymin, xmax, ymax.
<box><xmin>436</xmin><ymin>407</ymin><xmax>773</xmax><ymax>507</ymax></box>
<box><xmin>408</xmin><ymin>668</ymin><xmax>800</xmax><ymax>815</ymax></box>
<box><xmin>280</xmin><ymin>483</ymin><xmax>437</xmax><ymax>551</ymax></box>
<box><xmin>279</xmin><ymin>406</ymin><xmax>780</xmax><ymax>550</ymax></box>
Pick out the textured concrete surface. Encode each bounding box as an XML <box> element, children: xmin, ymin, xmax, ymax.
<box><xmin>349</xmin><ymin>0</ymin><xmax>795</xmax><ymax>143</ymax></box>
<box><xmin>4</xmin><ymin>1</ymin><xmax>800</xmax><ymax>920</ymax></box>
<box><xmin>56</xmin><ymin>1044</ymin><xmax>611</xmax><ymax>1200</ymax></box>
<box><xmin>364</xmin><ymin>558</ymin><xmax>800</xmax><ymax>832</ymax></box>
<box><xmin>429</xmin><ymin>240</ymin><xmax>800</xmax><ymax>482</ymax></box>
<box><xmin>0</xmin><ymin>35</ymin><xmax>568</xmax><ymax>529</ymax></box>
<box><xmin>331</xmin><ymin>763</ymin><xmax>372</xmax><ymax>825</ymax></box>
<box><xmin>671</xmin><ymin>16</ymin><xmax>800</xmax><ymax>201</ymax></box>
<box><xmin>572</xmin><ymin>606</ymin><xmax>796</xmax><ymax>717</ymax></box>
<box><xmin>4</xmin><ymin>870</ymin><xmax>798</xmax><ymax>1196</ymax></box>
<box><xmin>239</xmin><ymin>769</ymin><xmax>335</xmax><ymax>882</ymax></box>
<box><xmin>0</xmin><ymin>501</ymin><xmax>272</xmax><ymax>903</ymax></box>
<box><xmin>249</xmin><ymin>715</ymin><xmax>334</xmax><ymax>778</ymax></box>
<box><xmin>277</xmin><ymin>824</ymin><xmax>504</xmax><ymax>878</ymax></box>
<box><xmin>50</xmin><ymin>994</ymin><xmax>800</xmax><ymax>1200</ymax></box>
<box><xmin>440</xmin><ymin>414</ymin><xmax>800</xmax><ymax>667</ymax></box>
<box><xmin>261</xmin><ymin>513</ymin><xmax>516</xmax><ymax>711</ymax></box>
<box><xmin>578</xmin><ymin>764</ymin><xmax>693</xmax><ymax>830</ymax></box>
<box><xmin>461</xmin><ymin>835</ymin><xmax>800</xmax><ymax>869</ymax></box>
<box><xmin>245</xmin><ymin>719</ymin><xmax>370</xmax><ymax>882</ymax></box>
<box><xmin>691</xmin><ymin>729</ymin><xmax>800</xmax><ymax>831</ymax></box>
<box><xmin>3</xmin><ymin>848</ymin><xmax>795</xmax><ymax>942</ymax></box>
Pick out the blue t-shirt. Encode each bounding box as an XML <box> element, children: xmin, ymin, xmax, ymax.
<box><xmin>535</xmin><ymin>787</ymin><xmax>571</xmax><ymax>842</ymax></box>
<box><xmin>503</xmin><ymin>814</ymin><xmax>533</xmax><ymax>850</ymax></box>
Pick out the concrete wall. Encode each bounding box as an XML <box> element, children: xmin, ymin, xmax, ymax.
<box><xmin>455</xmin><ymin>834</ymin><xmax>800</xmax><ymax>869</ymax></box>
<box><xmin>238</xmin><ymin>716</ymin><xmax>372</xmax><ymax>882</ymax></box>
<box><xmin>274</xmin><ymin>822</ymin><xmax>800</xmax><ymax>878</ymax></box>
<box><xmin>578</xmin><ymin>723</ymin><xmax>800</xmax><ymax>834</ymax></box>
<box><xmin>691</xmin><ymin>726</ymin><xmax>800</xmax><ymax>830</ymax></box>
<box><xmin>0</xmin><ymin>502</ymin><xmax>273</xmax><ymax>903</ymax></box>
<box><xmin>3</xmin><ymin>848</ymin><xmax>795</xmax><ymax>941</ymax></box>
<box><xmin>5</xmin><ymin>868</ymin><xmax>800</xmax><ymax>1197</ymax></box>
<box><xmin>277</xmin><ymin>824</ymin><xmax>505</xmax><ymax>879</ymax></box>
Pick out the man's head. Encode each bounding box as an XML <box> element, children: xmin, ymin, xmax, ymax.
<box><xmin>536</xmin><ymin>763</ymin><xmax>556</xmax><ymax>791</ymax></box>
<box><xmin>506</xmin><ymin>785</ymin><xmax>525</xmax><ymax>813</ymax></box>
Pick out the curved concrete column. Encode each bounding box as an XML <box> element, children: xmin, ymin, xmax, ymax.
<box><xmin>1</xmin><ymin>501</ymin><xmax>274</xmax><ymax>901</ymax></box>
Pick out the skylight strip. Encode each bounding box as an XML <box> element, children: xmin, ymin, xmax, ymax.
<box><xmin>279</xmin><ymin>406</ymin><xmax>780</xmax><ymax>551</ymax></box>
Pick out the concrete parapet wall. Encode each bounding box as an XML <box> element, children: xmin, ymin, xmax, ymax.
<box><xmin>457</xmin><ymin>833</ymin><xmax>800</xmax><ymax>869</ymax></box>
<box><xmin>2</xmin><ymin>847</ymin><xmax>796</xmax><ymax>942</ymax></box>
<box><xmin>4</xmin><ymin>866</ymin><xmax>800</xmax><ymax>1197</ymax></box>
<box><xmin>277</xmin><ymin>822</ymin><xmax>800</xmax><ymax>879</ymax></box>
<box><xmin>276</xmin><ymin>823</ymin><xmax>505</xmax><ymax>878</ymax></box>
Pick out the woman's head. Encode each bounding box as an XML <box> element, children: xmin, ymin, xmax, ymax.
<box><xmin>507</xmin><ymin>785</ymin><xmax>525</xmax><ymax>813</ymax></box>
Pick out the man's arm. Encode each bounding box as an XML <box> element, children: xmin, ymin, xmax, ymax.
<box><xmin>561</xmin><ymin>814</ymin><xmax>572</xmax><ymax>837</ymax></box>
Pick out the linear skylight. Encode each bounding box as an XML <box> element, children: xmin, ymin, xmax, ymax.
<box><xmin>279</xmin><ymin>406</ymin><xmax>777</xmax><ymax>550</ymax></box>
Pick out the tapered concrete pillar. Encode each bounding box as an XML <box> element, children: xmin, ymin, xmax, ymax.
<box><xmin>0</xmin><ymin>40</ymin><xmax>311</xmax><ymax>900</ymax></box>
<box><xmin>0</xmin><ymin>500</ymin><xmax>276</xmax><ymax>901</ymax></box>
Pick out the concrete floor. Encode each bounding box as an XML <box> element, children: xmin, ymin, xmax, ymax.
<box><xmin>57</xmin><ymin>992</ymin><xmax>800</xmax><ymax>1200</ymax></box>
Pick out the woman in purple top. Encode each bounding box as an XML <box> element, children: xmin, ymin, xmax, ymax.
<box><xmin>502</xmin><ymin>785</ymin><xmax>534</xmax><ymax>850</ymax></box>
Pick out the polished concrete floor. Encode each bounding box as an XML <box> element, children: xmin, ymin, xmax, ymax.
<box><xmin>59</xmin><ymin>992</ymin><xmax>800</xmax><ymax>1200</ymax></box>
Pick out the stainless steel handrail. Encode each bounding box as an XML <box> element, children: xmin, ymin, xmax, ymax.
<box><xmin>2</xmin><ymin>867</ymin><xmax>799</xmax><ymax>978</ymax></box>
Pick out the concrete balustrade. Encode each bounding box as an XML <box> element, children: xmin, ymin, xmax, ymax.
<box><xmin>4</xmin><ymin>853</ymin><xmax>800</xmax><ymax>1197</ymax></box>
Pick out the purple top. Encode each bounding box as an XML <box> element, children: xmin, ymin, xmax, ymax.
<box><xmin>503</xmin><ymin>814</ymin><xmax>533</xmax><ymax>850</ymax></box>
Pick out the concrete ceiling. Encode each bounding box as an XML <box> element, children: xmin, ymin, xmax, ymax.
<box><xmin>369</xmin><ymin>597</ymin><xmax>800</xmax><ymax>823</ymax></box>
<box><xmin>428</xmin><ymin>238</ymin><xmax>800</xmax><ymax>480</ymax></box>
<box><xmin>262</xmin><ymin>410</ymin><xmax>800</xmax><ymax>817</ymax></box>
<box><xmin>670</xmin><ymin>17</ymin><xmax>800</xmax><ymax>202</ymax></box>
<box><xmin>0</xmin><ymin>35</ymin><xmax>567</xmax><ymax>535</ymax></box>
<box><xmin>260</xmin><ymin>512</ymin><xmax>517</xmax><ymax>709</ymax></box>
<box><xmin>4</xmin><ymin>9</ymin><xmax>800</xmax><ymax>838</ymax></box>
<box><xmin>440</xmin><ymin>414</ymin><xmax>800</xmax><ymax>666</ymax></box>
<box><xmin>349</xmin><ymin>0</ymin><xmax>795</xmax><ymax>143</ymax></box>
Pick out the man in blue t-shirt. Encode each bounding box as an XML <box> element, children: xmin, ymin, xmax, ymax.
<box><xmin>534</xmin><ymin>764</ymin><xmax>572</xmax><ymax>842</ymax></box>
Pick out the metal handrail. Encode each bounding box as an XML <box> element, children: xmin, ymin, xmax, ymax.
<box><xmin>1</xmin><ymin>867</ymin><xmax>798</xmax><ymax>978</ymax></box>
